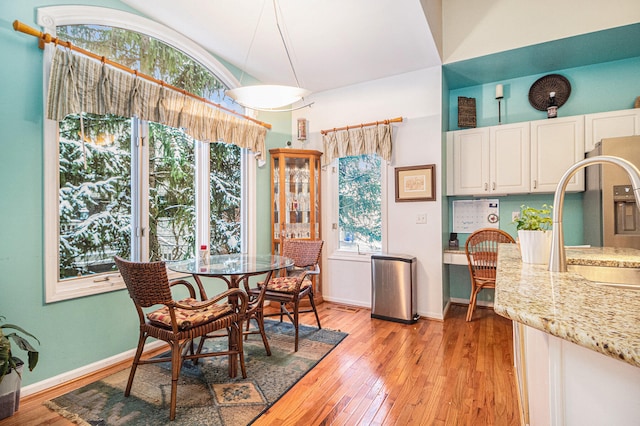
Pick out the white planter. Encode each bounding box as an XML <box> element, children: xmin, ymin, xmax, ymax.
<box><xmin>518</xmin><ymin>230</ymin><xmax>552</xmax><ymax>265</ymax></box>
<box><xmin>0</xmin><ymin>364</ymin><xmax>23</xmax><ymax>420</ymax></box>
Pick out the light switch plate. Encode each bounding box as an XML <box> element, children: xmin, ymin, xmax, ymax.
<box><xmin>416</xmin><ymin>213</ymin><xmax>427</xmax><ymax>224</ymax></box>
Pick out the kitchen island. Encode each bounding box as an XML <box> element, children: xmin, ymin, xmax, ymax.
<box><xmin>494</xmin><ymin>244</ymin><xmax>640</xmax><ymax>426</ymax></box>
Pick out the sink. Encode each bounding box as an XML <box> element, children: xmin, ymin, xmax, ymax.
<box><xmin>567</xmin><ymin>264</ymin><xmax>640</xmax><ymax>290</ymax></box>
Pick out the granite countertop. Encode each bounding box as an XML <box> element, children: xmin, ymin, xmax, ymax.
<box><xmin>563</xmin><ymin>246</ymin><xmax>640</xmax><ymax>268</ymax></box>
<box><xmin>494</xmin><ymin>244</ymin><xmax>640</xmax><ymax>368</ymax></box>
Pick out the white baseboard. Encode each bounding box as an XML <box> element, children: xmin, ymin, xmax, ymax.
<box><xmin>21</xmin><ymin>340</ymin><xmax>166</xmax><ymax>397</ymax></box>
<box><xmin>321</xmin><ymin>296</ymin><xmax>370</xmax><ymax>309</ymax></box>
<box><xmin>442</xmin><ymin>300</ymin><xmax>451</xmax><ymax>319</ymax></box>
<box><xmin>322</xmin><ymin>297</ymin><xmax>445</xmax><ymax>321</ymax></box>
<box><xmin>450</xmin><ymin>297</ymin><xmax>494</xmax><ymax>308</ymax></box>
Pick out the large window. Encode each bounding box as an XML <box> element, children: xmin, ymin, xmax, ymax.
<box><xmin>337</xmin><ymin>154</ymin><xmax>383</xmax><ymax>253</ymax></box>
<box><xmin>42</xmin><ymin>7</ymin><xmax>252</xmax><ymax>301</ymax></box>
<box><xmin>58</xmin><ymin>113</ymin><xmax>133</xmax><ymax>278</ymax></box>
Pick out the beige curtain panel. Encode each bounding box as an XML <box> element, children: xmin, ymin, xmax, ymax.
<box><xmin>322</xmin><ymin>124</ymin><xmax>392</xmax><ymax>166</ymax></box>
<box><xmin>47</xmin><ymin>48</ymin><xmax>267</xmax><ymax>160</ymax></box>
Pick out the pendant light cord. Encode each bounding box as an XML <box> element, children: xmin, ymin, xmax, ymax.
<box><xmin>238</xmin><ymin>0</ymin><xmax>268</xmax><ymax>86</ymax></box>
<box><xmin>273</xmin><ymin>0</ymin><xmax>302</xmax><ymax>89</ymax></box>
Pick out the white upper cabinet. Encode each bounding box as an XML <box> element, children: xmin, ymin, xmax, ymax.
<box><xmin>447</xmin><ymin>123</ymin><xmax>529</xmax><ymax>196</ymax></box>
<box><xmin>447</xmin><ymin>128</ymin><xmax>490</xmax><ymax>196</ymax></box>
<box><xmin>584</xmin><ymin>108</ymin><xmax>640</xmax><ymax>152</ymax></box>
<box><xmin>530</xmin><ymin>115</ymin><xmax>585</xmax><ymax>193</ymax></box>
<box><xmin>444</xmin><ymin>110</ymin><xmax>640</xmax><ymax>195</ymax></box>
<box><xmin>490</xmin><ymin>122</ymin><xmax>530</xmax><ymax>194</ymax></box>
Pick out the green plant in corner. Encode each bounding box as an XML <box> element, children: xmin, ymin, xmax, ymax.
<box><xmin>0</xmin><ymin>316</ymin><xmax>39</xmax><ymax>383</ymax></box>
<box><xmin>513</xmin><ymin>204</ymin><xmax>553</xmax><ymax>231</ymax></box>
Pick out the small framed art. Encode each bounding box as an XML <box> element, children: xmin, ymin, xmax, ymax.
<box><xmin>395</xmin><ymin>164</ymin><xmax>436</xmax><ymax>202</ymax></box>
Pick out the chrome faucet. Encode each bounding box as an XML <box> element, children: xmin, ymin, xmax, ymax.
<box><xmin>549</xmin><ymin>155</ymin><xmax>640</xmax><ymax>272</ymax></box>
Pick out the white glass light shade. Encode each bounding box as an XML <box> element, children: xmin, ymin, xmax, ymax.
<box><xmin>226</xmin><ymin>85</ymin><xmax>311</xmax><ymax>110</ymax></box>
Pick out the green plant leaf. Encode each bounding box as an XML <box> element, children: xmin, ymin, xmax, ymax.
<box><xmin>2</xmin><ymin>324</ymin><xmax>40</xmax><ymax>345</ymax></box>
<box><xmin>512</xmin><ymin>204</ymin><xmax>553</xmax><ymax>231</ymax></box>
<box><xmin>0</xmin><ymin>319</ymin><xmax>39</xmax><ymax>381</ymax></box>
<box><xmin>28</xmin><ymin>351</ymin><xmax>39</xmax><ymax>372</ymax></box>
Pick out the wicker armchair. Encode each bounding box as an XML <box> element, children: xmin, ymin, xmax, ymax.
<box><xmin>114</xmin><ymin>256</ymin><xmax>248</xmax><ymax>421</ymax></box>
<box><xmin>464</xmin><ymin>228</ymin><xmax>515</xmax><ymax>321</ymax></box>
<box><xmin>250</xmin><ymin>239</ymin><xmax>323</xmax><ymax>351</ymax></box>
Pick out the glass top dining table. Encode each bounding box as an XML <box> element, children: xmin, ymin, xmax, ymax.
<box><xmin>167</xmin><ymin>253</ymin><xmax>293</xmax><ymax>297</ymax></box>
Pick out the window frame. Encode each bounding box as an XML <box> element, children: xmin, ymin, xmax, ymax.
<box><xmin>329</xmin><ymin>156</ymin><xmax>388</xmax><ymax>261</ymax></box>
<box><xmin>39</xmin><ymin>6</ymin><xmax>257</xmax><ymax>302</ymax></box>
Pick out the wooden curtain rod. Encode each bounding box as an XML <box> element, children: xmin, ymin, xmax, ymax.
<box><xmin>320</xmin><ymin>117</ymin><xmax>403</xmax><ymax>135</ymax></box>
<box><xmin>12</xmin><ymin>20</ymin><xmax>272</xmax><ymax>130</ymax></box>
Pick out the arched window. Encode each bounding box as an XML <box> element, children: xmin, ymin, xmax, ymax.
<box><xmin>38</xmin><ymin>6</ymin><xmax>256</xmax><ymax>302</ymax></box>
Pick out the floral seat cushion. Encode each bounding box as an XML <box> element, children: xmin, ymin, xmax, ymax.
<box><xmin>146</xmin><ymin>297</ymin><xmax>233</xmax><ymax>330</ymax></box>
<box><xmin>264</xmin><ymin>276</ymin><xmax>312</xmax><ymax>294</ymax></box>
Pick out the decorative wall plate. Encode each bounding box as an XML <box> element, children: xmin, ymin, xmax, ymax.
<box><xmin>528</xmin><ymin>74</ymin><xmax>571</xmax><ymax>111</ymax></box>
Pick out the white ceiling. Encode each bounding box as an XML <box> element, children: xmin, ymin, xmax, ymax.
<box><xmin>121</xmin><ymin>0</ymin><xmax>442</xmax><ymax>93</ymax></box>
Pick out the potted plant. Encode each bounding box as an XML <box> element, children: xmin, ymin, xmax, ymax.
<box><xmin>513</xmin><ymin>204</ymin><xmax>553</xmax><ymax>264</ymax></box>
<box><xmin>0</xmin><ymin>316</ymin><xmax>39</xmax><ymax>419</ymax></box>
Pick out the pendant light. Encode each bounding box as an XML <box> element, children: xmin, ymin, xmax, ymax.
<box><xmin>226</xmin><ymin>0</ymin><xmax>313</xmax><ymax>111</ymax></box>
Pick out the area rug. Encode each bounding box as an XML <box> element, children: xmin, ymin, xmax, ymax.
<box><xmin>44</xmin><ymin>320</ymin><xmax>347</xmax><ymax>425</ymax></box>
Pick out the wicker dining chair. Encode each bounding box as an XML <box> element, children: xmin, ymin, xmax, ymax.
<box><xmin>464</xmin><ymin>228</ymin><xmax>515</xmax><ymax>322</ymax></box>
<box><xmin>249</xmin><ymin>239</ymin><xmax>323</xmax><ymax>352</ymax></box>
<box><xmin>240</xmin><ymin>275</ymin><xmax>272</xmax><ymax>355</ymax></box>
<box><xmin>114</xmin><ymin>256</ymin><xmax>248</xmax><ymax>421</ymax></box>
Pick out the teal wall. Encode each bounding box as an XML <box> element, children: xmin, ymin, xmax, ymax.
<box><xmin>448</xmin><ymin>193</ymin><xmax>583</xmax><ymax>247</ymax></box>
<box><xmin>0</xmin><ymin>0</ymin><xmax>290</xmax><ymax>388</ymax></box>
<box><xmin>441</xmin><ymin>73</ymin><xmax>451</xmax><ymax>309</ymax></box>
<box><xmin>256</xmin><ymin>111</ymin><xmax>293</xmax><ymax>255</ymax></box>
<box><xmin>444</xmin><ymin>56</ymin><xmax>640</xmax><ymax>305</ymax></box>
<box><xmin>447</xmin><ymin>57</ymin><xmax>640</xmax><ymax>131</ymax></box>
<box><xmin>0</xmin><ymin>0</ymin><xmax>147</xmax><ymax>387</ymax></box>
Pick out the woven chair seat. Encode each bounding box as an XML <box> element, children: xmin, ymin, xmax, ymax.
<box><xmin>263</xmin><ymin>276</ymin><xmax>312</xmax><ymax>294</ymax></box>
<box><xmin>144</xmin><ymin>312</ymin><xmax>239</xmax><ymax>342</ymax></box>
<box><xmin>146</xmin><ymin>297</ymin><xmax>234</xmax><ymax>330</ymax></box>
<box><xmin>473</xmin><ymin>269</ymin><xmax>497</xmax><ymax>281</ymax></box>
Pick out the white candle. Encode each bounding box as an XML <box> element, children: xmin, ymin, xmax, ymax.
<box><xmin>495</xmin><ymin>84</ymin><xmax>504</xmax><ymax>99</ymax></box>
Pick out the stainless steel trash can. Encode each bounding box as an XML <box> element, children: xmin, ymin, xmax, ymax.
<box><xmin>371</xmin><ymin>253</ymin><xmax>418</xmax><ymax>324</ymax></box>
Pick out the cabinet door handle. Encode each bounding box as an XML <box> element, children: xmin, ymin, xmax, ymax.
<box><xmin>533</xmin><ymin>179</ymin><xmax>537</xmax><ymax>189</ymax></box>
<box><xmin>492</xmin><ymin>182</ymin><xmax>496</xmax><ymax>191</ymax></box>
<box><xmin>484</xmin><ymin>182</ymin><xmax>488</xmax><ymax>191</ymax></box>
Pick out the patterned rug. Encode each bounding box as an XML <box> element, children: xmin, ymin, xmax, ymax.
<box><xmin>44</xmin><ymin>321</ymin><xmax>347</xmax><ymax>425</ymax></box>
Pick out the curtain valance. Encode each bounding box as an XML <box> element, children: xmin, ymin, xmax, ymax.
<box><xmin>322</xmin><ymin>123</ymin><xmax>392</xmax><ymax>166</ymax></box>
<box><xmin>47</xmin><ymin>48</ymin><xmax>267</xmax><ymax>159</ymax></box>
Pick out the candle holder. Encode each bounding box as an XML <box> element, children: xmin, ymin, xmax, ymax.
<box><xmin>495</xmin><ymin>84</ymin><xmax>504</xmax><ymax>125</ymax></box>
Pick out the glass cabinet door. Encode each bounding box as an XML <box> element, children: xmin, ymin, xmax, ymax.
<box><xmin>270</xmin><ymin>149</ymin><xmax>322</xmax><ymax>255</ymax></box>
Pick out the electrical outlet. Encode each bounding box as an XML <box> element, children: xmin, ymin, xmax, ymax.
<box><xmin>416</xmin><ymin>213</ymin><xmax>427</xmax><ymax>224</ymax></box>
<box><xmin>512</xmin><ymin>211</ymin><xmax>520</xmax><ymax>221</ymax></box>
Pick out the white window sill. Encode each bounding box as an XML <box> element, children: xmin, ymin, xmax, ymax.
<box><xmin>328</xmin><ymin>251</ymin><xmax>376</xmax><ymax>263</ymax></box>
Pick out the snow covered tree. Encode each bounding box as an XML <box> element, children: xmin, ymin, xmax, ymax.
<box><xmin>209</xmin><ymin>142</ymin><xmax>241</xmax><ymax>254</ymax></box>
<box><xmin>338</xmin><ymin>155</ymin><xmax>382</xmax><ymax>251</ymax></box>
<box><xmin>58</xmin><ymin>113</ymin><xmax>131</xmax><ymax>278</ymax></box>
<box><xmin>56</xmin><ymin>24</ymin><xmax>242</xmax><ymax>277</ymax></box>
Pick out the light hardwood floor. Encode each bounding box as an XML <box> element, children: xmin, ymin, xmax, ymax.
<box><xmin>2</xmin><ymin>302</ymin><xmax>520</xmax><ymax>425</ymax></box>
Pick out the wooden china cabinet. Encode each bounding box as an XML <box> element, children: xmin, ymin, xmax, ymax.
<box><xmin>270</xmin><ymin>148</ymin><xmax>323</xmax><ymax>303</ymax></box>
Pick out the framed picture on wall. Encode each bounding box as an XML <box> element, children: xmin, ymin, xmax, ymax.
<box><xmin>395</xmin><ymin>164</ymin><xmax>436</xmax><ymax>202</ymax></box>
